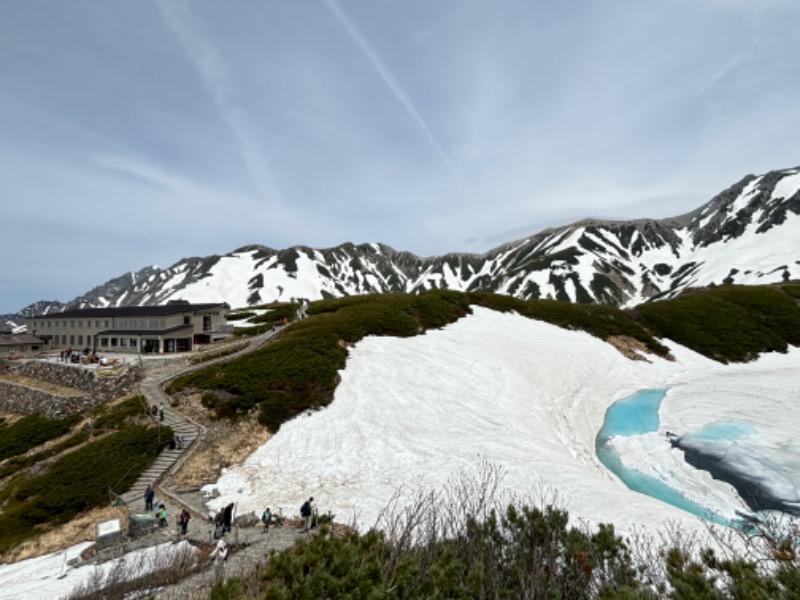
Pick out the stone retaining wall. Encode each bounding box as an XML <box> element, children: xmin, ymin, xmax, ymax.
<box><xmin>0</xmin><ymin>361</ymin><xmax>143</xmax><ymax>417</ymax></box>
<box><xmin>0</xmin><ymin>380</ymin><xmax>95</xmax><ymax>417</ymax></box>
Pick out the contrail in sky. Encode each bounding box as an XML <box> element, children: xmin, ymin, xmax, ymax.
<box><xmin>697</xmin><ymin>54</ymin><xmax>745</xmax><ymax>96</ymax></box>
<box><xmin>323</xmin><ymin>0</ymin><xmax>454</xmax><ymax>170</ymax></box>
<box><xmin>155</xmin><ymin>0</ymin><xmax>283</xmax><ymax>204</ymax></box>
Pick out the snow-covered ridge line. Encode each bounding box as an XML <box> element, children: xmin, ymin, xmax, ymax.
<box><xmin>4</xmin><ymin>165</ymin><xmax>798</xmax><ymax>327</ymax></box>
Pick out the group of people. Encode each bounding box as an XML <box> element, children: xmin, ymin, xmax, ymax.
<box><xmin>150</xmin><ymin>402</ymin><xmax>166</xmax><ymax>422</ymax></box>
<box><xmin>142</xmin><ymin>484</ymin><xmax>320</xmax><ymax>585</ymax></box>
<box><xmin>144</xmin><ymin>484</ymin><xmax>191</xmax><ymax>534</ymax></box>
<box><xmin>58</xmin><ymin>347</ymin><xmax>110</xmax><ymax>365</ymax></box>
<box><xmin>213</xmin><ymin>502</ymin><xmax>235</xmax><ymax>538</ymax></box>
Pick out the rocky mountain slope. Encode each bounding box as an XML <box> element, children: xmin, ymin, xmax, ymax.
<box><xmin>3</xmin><ymin>165</ymin><xmax>799</xmax><ymax>328</ymax></box>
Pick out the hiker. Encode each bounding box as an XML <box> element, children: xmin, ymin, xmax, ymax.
<box><xmin>213</xmin><ymin>511</ymin><xmax>225</xmax><ymax>539</ymax></box>
<box><xmin>261</xmin><ymin>507</ymin><xmax>272</xmax><ymax>532</ymax></box>
<box><xmin>144</xmin><ymin>485</ymin><xmax>155</xmax><ymax>512</ymax></box>
<box><xmin>300</xmin><ymin>497</ymin><xmax>315</xmax><ymax>532</ymax></box>
<box><xmin>151</xmin><ymin>404</ymin><xmax>158</xmax><ymax>418</ymax></box>
<box><xmin>159</xmin><ymin>404</ymin><xmax>165</xmax><ymax>422</ymax></box>
<box><xmin>222</xmin><ymin>502</ymin><xmax>234</xmax><ymax>534</ymax></box>
<box><xmin>178</xmin><ymin>508</ymin><xmax>191</xmax><ymax>535</ymax></box>
<box><xmin>156</xmin><ymin>503</ymin><xmax>168</xmax><ymax>528</ymax></box>
<box><xmin>210</xmin><ymin>539</ymin><xmax>228</xmax><ymax>582</ymax></box>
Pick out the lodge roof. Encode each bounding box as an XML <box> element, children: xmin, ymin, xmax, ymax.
<box><xmin>0</xmin><ymin>333</ymin><xmax>42</xmax><ymax>347</ymax></box>
<box><xmin>29</xmin><ymin>303</ymin><xmax>228</xmax><ymax>320</ymax></box>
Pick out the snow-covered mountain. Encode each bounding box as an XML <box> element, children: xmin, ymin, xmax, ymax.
<box><xmin>4</xmin><ymin>165</ymin><xmax>799</xmax><ymax>326</ymax></box>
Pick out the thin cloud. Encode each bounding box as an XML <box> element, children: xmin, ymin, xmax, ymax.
<box><xmin>154</xmin><ymin>0</ymin><xmax>283</xmax><ymax>204</ymax></box>
<box><xmin>697</xmin><ymin>54</ymin><xmax>746</xmax><ymax>96</ymax></box>
<box><xmin>323</xmin><ymin>0</ymin><xmax>454</xmax><ymax>170</ymax></box>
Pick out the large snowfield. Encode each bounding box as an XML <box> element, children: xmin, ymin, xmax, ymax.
<box><xmin>1</xmin><ymin>307</ymin><xmax>798</xmax><ymax>599</ymax></box>
<box><xmin>203</xmin><ymin>307</ymin><xmax>799</xmax><ymax>532</ymax></box>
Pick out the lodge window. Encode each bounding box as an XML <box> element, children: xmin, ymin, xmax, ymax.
<box><xmin>183</xmin><ymin>316</ymin><xmax>191</xmax><ymax>325</ymax></box>
<box><xmin>120</xmin><ymin>338</ymin><xmax>128</xmax><ymax>347</ymax></box>
<box><xmin>101</xmin><ymin>338</ymin><xmax>108</xmax><ymax>347</ymax></box>
<box><xmin>130</xmin><ymin>338</ymin><xmax>137</xmax><ymax>347</ymax></box>
<box><xmin>111</xmin><ymin>338</ymin><xmax>118</xmax><ymax>347</ymax></box>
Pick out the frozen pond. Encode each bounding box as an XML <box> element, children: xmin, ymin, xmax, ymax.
<box><xmin>596</xmin><ymin>389</ymin><xmax>740</xmax><ymax>528</ymax></box>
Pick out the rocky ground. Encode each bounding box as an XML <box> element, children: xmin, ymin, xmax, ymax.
<box><xmin>114</xmin><ymin>500</ymin><xmax>307</xmax><ymax>600</ymax></box>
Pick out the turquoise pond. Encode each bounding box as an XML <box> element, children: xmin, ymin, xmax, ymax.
<box><xmin>595</xmin><ymin>389</ymin><xmax>742</xmax><ymax>528</ymax></box>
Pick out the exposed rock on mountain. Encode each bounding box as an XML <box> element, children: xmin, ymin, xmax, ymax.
<box><xmin>4</xmin><ymin>166</ymin><xmax>799</xmax><ymax>325</ymax></box>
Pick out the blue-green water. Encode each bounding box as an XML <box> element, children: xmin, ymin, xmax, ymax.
<box><xmin>597</xmin><ymin>389</ymin><xmax>662</xmax><ymax>438</ymax></box>
<box><xmin>596</xmin><ymin>389</ymin><xmax>739</xmax><ymax>528</ymax></box>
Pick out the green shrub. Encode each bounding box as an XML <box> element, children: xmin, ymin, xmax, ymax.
<box><xmin>0</xmin><ymin>424</ymin><xmax>171</xmax><ymax>553</ymax></box>
<box><xmin>0</xmin><ymin>413</ymin><xmax>81</xmax><ymax>461</ymax></box>
<box><xmin>635</xmin><ymin>285</ymin><xmax>799</xmax><ymax>362</ymax></box>
<box><xmin>211</xmin><ymin>504</ymin><xmax>650</xmax><ymax>599</ymax></box>
<box><xmin>468</xmin><ymin>292</ymin><xmax>670</xmax><ymax>356</ymax></box>
<box><xmin>226</xmin><ymin>311</ymin><xmax>256</xmax><ymax>321</ymax></box>
<box><xmin>91</xmin><ymin>396</ymin><xmax>150</xmax><ymax>430</ymax></box>
<box><xmin>0</xmin><ymin>430</ymin><xmax>90</xmax><ymax>481</ymax></box>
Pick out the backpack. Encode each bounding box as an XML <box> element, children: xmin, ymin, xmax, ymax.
<box><xmin>300</xmin><ymin>501</ymin><xmax>311</xmax><ymax>517</ymax></box>
<box><xmin>262</xmin><ymin>510</ymin><xmax>270</xmax><ymax>523</ymax></box>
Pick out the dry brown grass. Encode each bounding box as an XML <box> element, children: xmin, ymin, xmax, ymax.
<box><xmin>0</xmin><ymin>411</ymin><xmax>24</xmax><ymax>425</ymax></box>
<box><xmin>169</xmin><ymin>392</ymin><xmax>271</xmax><ymax>488</ymax></box>
<box><xmin>606</xmin><ymin>335</ymin><xmax>674</xmax><ymax>362</ymax></box>
<box><xmin>0</xmin><ymin>373</ymin><xmax>86</xmax><ymax>397</ymax></box>
<box><xmin>0</xmin><ymin>504</ymin><xmax>129</xmax><ymax>563</ymax></box>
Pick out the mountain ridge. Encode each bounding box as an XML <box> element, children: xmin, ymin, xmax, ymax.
<box><xmin>3</xmin><ymin>165</ymin><xmax>799</xmax><ymax>330</ymax></box>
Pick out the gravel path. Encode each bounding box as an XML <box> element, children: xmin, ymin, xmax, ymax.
<box><xmin>153</xmin><ymin>521</ymin><xmax>307</xmax><ymax>599</ymax></box>
<box><xmin>109</xmin><ymin>327</ymin><xmax>300</xmax><ymax>598</ymax></box>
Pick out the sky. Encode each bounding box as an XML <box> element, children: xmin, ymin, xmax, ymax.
<box><xmin>1</xmin><ymin>0</ymin><xmax>799</xmax><ymax>313</ymax></box>
<box><xmin>203</xmin><ymin>307</ymin><xmax>800</xmax><ymax>536</ymax></box>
